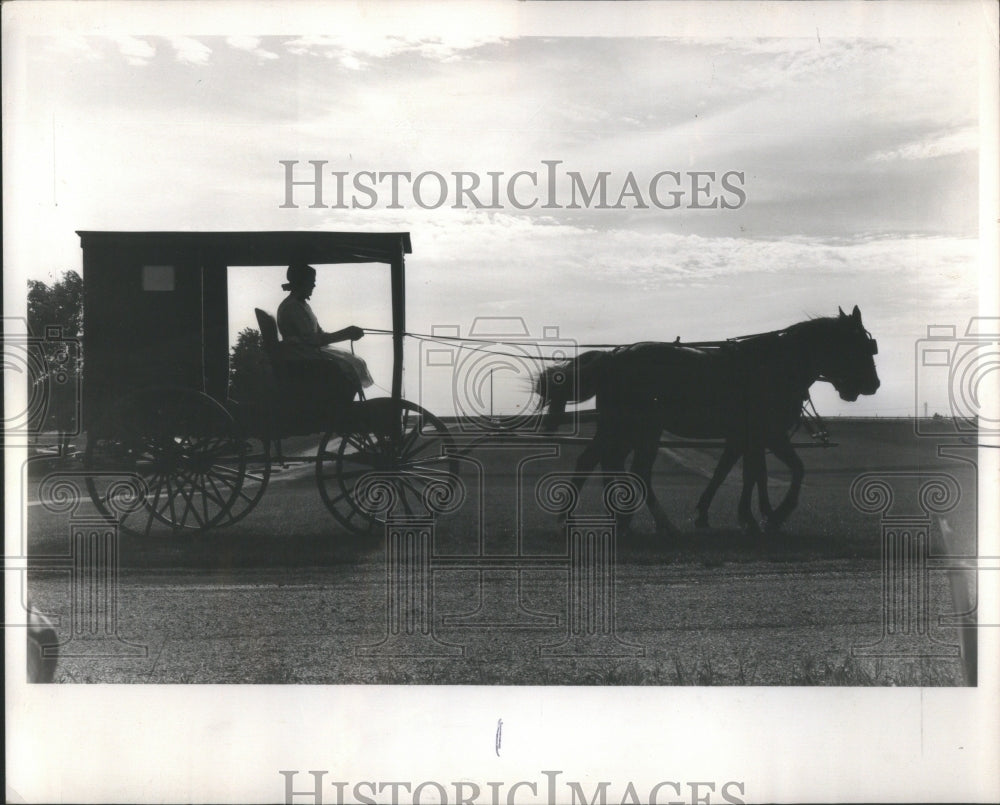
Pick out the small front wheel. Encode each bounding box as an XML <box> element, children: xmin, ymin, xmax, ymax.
<box><xmin>316</xmin><ymin>399</ymin><xmax>459</xmax><ymax>536</ymax></box>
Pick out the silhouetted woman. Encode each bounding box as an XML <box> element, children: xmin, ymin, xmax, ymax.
<box><xmin>276</xmin><ymin>263</ymin><xmax>373</xmax><ymax>409</ymax></box>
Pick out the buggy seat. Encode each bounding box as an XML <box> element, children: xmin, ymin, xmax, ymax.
<box><xmin>253</xmin><ymin>308</ymin><xmax>362</xmax><ymax>436</ymax></box>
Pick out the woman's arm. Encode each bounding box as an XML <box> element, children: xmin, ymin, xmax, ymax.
<box><xmin>317</xmin><ymin>326</ymin><xmax>365</xmax><ymax>345</ymax></box>
<box><xmin>279</xmin><ymin>299</ymin><xmax>363</xmax><ymax>346</ymax></box>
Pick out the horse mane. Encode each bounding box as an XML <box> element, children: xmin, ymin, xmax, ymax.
<box><xmin>732</xmin><ymin>312</ymin><xmax>837</xmax><ymax>342</ymax></box>
<box><xmin>783</xmin><ymin>314</ymin><xmax>844</xmax><ymax>341</ymax></box>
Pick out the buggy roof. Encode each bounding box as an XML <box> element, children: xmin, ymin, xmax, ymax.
<box><xmin>76</xmin><ymin>230</ymin><xmax>412</xmax><ymax>266</ymax></box>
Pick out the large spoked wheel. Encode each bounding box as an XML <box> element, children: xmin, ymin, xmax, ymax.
<box><xmin>316</xmin><ymin>399</ymin><xmax>459</xmax><ymax>536</ymax></box>
<box><xmin>212</xmin><ymin>434</ymin><xmax>271</xmax><ymax>528</ymax></box>
<box><xmin>84</xmin><ymin>387</ymin><xmax>249</xmax><ymax>537</ymax></box>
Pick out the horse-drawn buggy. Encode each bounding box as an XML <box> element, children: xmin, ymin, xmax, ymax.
<box><xmin>78</xmin><ymin>229</ymin><xmax>881</xmax><ymax>539</ymax></box>
<box><xmin>80</xmin><ymin>230</ymin><xmax>456</xmax><ymax>538</ymax></box>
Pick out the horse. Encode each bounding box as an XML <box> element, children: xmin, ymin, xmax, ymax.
<box><xmin>536</xmin><ymin>306</ymin><xmax>880</xmax><ymax>535</ymax></box>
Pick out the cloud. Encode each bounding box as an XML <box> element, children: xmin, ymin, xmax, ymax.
<box><xmin>868</xmin><ymin>127</ymin><xmax>978</xmax><ymax>162</ymax></box>
<box><xmin>305</xmin><ymin>205</ymin><xmax>976</xmax><ymax>293</ymax></box>
<box><xmin>284</xmin><ymin>33</ymin><xmax>503</xmax><ymax>70</ymax></box>
<box><xmin>339</xmin><ymin>53</ymin><xmax>364</xmax><ymax>71</ymax></box>
<box><xmin>169</xmin><ymin>37</ymin><xmax>212</xmax><ymax>66</ymax></box>
<box><xmin>225</xmin><ymin>36</ymin><xmax>279</xmax><ymax>61</ymax></box>
<box><xmin>112</xmin><ymin>36</ymin><xmax>156</xmax><ymax>66</ymax></box>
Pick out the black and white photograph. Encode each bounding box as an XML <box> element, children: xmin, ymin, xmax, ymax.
<box><xmin>5</xmin><ymin>1</ymin><xmax>999</xmax><ymax>802</ymax></box>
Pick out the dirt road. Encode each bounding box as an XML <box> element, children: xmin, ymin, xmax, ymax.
<box><xmin>22</xmin><ymin>420</ymin><xmax>977</xmax><ymax>684</ymax></box>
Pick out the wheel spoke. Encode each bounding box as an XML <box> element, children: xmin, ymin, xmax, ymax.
<box><xmin>153</xmin><ymin>479</ymin><xmax>175</xmax><ymax>519</ymax></box>
<box><xmin>346</xmin><ymin>431</ymin><xmax>378</xmax><ymax>455</ymax></box>
<box><xmin>142</xmin><ymin>472</ymin><xmax>166</xmax><ymax>522</ymax></box>
<box><xmin>164</xmin><ymin>475</ymin><xmax>179</xmax><ymax>526</ymax></box>
<box><xmin>169</xmin><ymin>483</ymin><xmax>191</xmax><ymax>528</ymax></box>
<box><xmin>210</xmin><ymin>463</ymin><xmax>249</xmax><ymax>480</ymax></box>
<box><xmin>136</xmin><ymin>474</ymin><xmax>167</xmax><ymax>536</ymax></box>
<box><xmin>398</xmin><ymin>437</ymin><xmax>445</xmax><ymax>463</ymax></box>
<box><xmin>397</xmin><ymin>477</ymin><xmax>422</xmax><ymax>512</ymax></box>
<box><xmin>325</xmin><ymin>488</ymin><xmax>350</xmax><ymax>508</ymax></box>
<box><xmin>173</xmin><ymin>474</ymin><xmax>202</xmax><ymax>529</ymax></box>
<box><xmin>232</xmin><ymin>484</ymin><xmax>259</xmax><ymax>505</ymax></box>
<box><xmin>185</xmin><ymin>465</ymin><xmax>244</xmax><ymax>526</ymax></box>
<box><xmin>207</xmin><ymin>466</ymin><xmax>252</xmax><ymax>503</ymax></box>
<box><xmin>194</xmin><ymin>469</ymin><xmax>223</xmax><ymax>522</ymax></box>
<box><xmin>194</xmin><ymin>471</ymin><xmax>211</xmax><ymax>525</ymax></box>
<box><xmin>392</xmin><ymin>456</ymin><xmax>455</xmax><ymax>473</ymax></box>
<box><xmin>210</xmin><ymin>467</ymin><xmax>241</xmax><ymax>493</ymax></box>
<box><xmin>194</xmin><ymin>434</ymin><xmax>229</xmax><ymax>454</ymax></box>
<box><xmin>205</xmin><ymin>472</ymin><xmax>229</xmax><ymax>509</ymax></box>
<box><xmin>393</xmin><ymin>467</ymin><xmax>457</xmax><ymax>487</ymax></box>
<box><xmin>142</xmin><ymin>499</ymin><xmax>158</xmax><ymax>538</ymax></box>
<box><xmin>399</xmin><ymin>423</ymin><xmax>424</xmax><ymax>455</ymax></box>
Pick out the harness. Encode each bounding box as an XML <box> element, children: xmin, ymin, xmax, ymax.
<box><xmin>796</xmin><ymin>394</ymin><xmax>830</xmax><ymax>445</ymax></box>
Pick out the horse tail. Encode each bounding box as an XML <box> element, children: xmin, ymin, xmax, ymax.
<box><xmin>535</xmin><ymin>350</ymin><xmax>609</xmax><ymax>430</ymax></box>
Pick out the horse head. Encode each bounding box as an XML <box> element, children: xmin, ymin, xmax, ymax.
<box><xmin>818</xmin><ymin>305</ymin><xmax>880</xmax><ymax>401</ymax></box>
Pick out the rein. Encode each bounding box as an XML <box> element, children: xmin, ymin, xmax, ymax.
<box><xmin>797</xmin><ymin>394</ymin><xmax>831</xmax><ymax>445</ymax></box>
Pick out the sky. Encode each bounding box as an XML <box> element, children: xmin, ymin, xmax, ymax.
<box><xmin>4</xmin><ymin>1</ymin><xmax>994</xmax><ymax>418</ymax></box>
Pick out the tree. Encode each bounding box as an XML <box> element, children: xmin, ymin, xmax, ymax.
<box><xmin>26</xmin><ymin>271</ymin><xmax>83</xmax><ymax>449</ymax></box>
<box><xmin>228</xmin><ymin>327</ymin><xmax>273</xmax><ymax>404</ymax></box>
<box><xmin>28</xmin><ymin>271</ymin><xmax>83</xmax><ymax>339</ymax></box>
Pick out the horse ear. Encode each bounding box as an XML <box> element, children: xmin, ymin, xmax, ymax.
<box><xmin>852</xmin><ymin>305</ymin><xmax>861</xmax><ymax>322</ymax></box>
<box><xmin>838</xmin><ymin>306</ymin><xmax>846</xmax><ymax>318</ymax></box>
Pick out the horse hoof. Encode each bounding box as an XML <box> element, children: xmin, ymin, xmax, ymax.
<box><xmin>693</xmin><ymin>515</ymin><xmax>710</xmax><ymax>529</ymax></box>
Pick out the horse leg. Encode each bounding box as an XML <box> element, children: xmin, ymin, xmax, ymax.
<box><xmin>573</xmin><ymin>437</ymin><xmax>602</xmax><ymax>482</ymax></box>
<box><xmin>695</xmin><ymin>442</ymin><xmax>740</xmax><ymax>528</ymax></box>
<box><xmin>562</xmin><ymin>436</ymin><xmax>604</xmax><ymax>523</ymax></box>
<box><xmin>599</xmin><ymin>441</ymin><xmax>636</xmax><ymax>535</ymax></box>
<box><xmin>631</xmin><ymin>438</ymin><xmax>676</xmax><ymax>537</ymax></box>
<box><xmin>755</xmin><ymin>454</ymin><xmax>775</xmax><ymax>523</ymax></box>
<box><xmin>738</xmin><ymin>444</ymin><xmax>766</xmax><ymax>536</ymax></box>
<box><xmin>543</xmin><ymin>398</ymin><xmax>567</xmax><ymax>432</ymax></box>
<box><xmin>761</xmin><ymin>437</ymin><xmax>804</xmax><ymax>532</ymax></box>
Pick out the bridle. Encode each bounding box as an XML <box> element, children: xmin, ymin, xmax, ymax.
<box><xmin>817</xmin><ymin>328</ymin><xmax>878</xmax><ymax>389</ymax></box>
